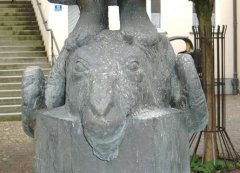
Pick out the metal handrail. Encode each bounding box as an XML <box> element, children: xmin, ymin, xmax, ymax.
<box><xmin>35</xmin><ymin>0</ymin><xmax>60</xmax><ymax>65</ymax></box>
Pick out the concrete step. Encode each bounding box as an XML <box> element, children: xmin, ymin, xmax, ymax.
<box><xmin>0</xmin><ymin>83</ymin><xmax>21</xmax><ymax>90</ymax></box>
<box><xmin>0</xmin><ymin>75</ymin><xmax>48</xmax><ymax>83</ymax></box>
<box><xmin>0</xmin><ymin>57</ymin><xmax>48</xmax><ymax>63</ymax></box>
<box><xmin>0</xmin><ymin>68</ymin><xmax>50</xmax><ymax>76</ymax></box>
<box><xmin>0</xmin><ymin>7</ymin><xmax>34</xmax><ymax>13</ymax></box>
<box><xmin>0</xmin><ymin>35</ymin><xmax>42</xmax><ymax>41</ymax></box>
<box><xmin>0</xmin><ymin>11</ymin><xmax>35</xmax><ymax>16</ymax></box>
<box><xmin>0</xmin><ymin>16</ymin><xmax>35</xmax><ymax>22</ymax></box>
<box><xmin>0</xmin><ymin>40</ymin><xmax>43</xmax><ymax>46</ymax></box>
<box><xmin>0</xmin><ymin>25</ymin><xmax>38</xmax><ymax>30</ymax></box>
<box><xmin>0</xmin><ymin>63</ymin><xmax>51</xmax><ymax>69</ymax></box>
<box><xmin>0</xmin><ymin>51</ymin><xmax>46</xmax><ymax>57</ymax></box>
<box><xmin>0</xmin><ymin>1</ymin><xmax>31</xmax><ymax>4</ymax></box>
<box><xmin>0</xmin><ymin>20</ymin><xmax>37</xmax><ymax>26</ymax></box>
<box><xmin>0</xmin><ymin>3</ymin><xmax>31</xmax><ymax>8</ymax></box>
<box><xmin>0</xmin><ymin>90</ymin><xmax>21</xmax><ymax>97</ymax></box>
<box><xmin>0</xmin><ymin>112</ymin><xmax>21</xmax><ymax>121</ymax></box>
<box><xmin>0</xmin><ymin>105</ymin><xmax>21</xmax><ymax>113</ymax></box>
<box><xmin>0</xmin><ymin>46</ymin><xmax>44</xmax><ymax>52</ymax></box>
<box><xmin>0</xmin><ymin>30</ymin><xmax>40</xmax><ymax>35</ymax></box>
<box><xmin>0</xmin><ymin>97</ymin><xmax>21</xmax><ymax>105</ymax></box>
<box><xmin>0</xmin><ymin>76</ymin><xmax>23</xmax><ymax>83</ymax></box>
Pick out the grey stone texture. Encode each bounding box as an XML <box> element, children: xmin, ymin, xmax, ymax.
<box><xmin>21</xmin><ymin>0</ymin><xmax>208</xmax><ymax>172</ymax></box>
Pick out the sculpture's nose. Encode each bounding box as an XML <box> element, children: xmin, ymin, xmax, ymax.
<box><xmin>90</xmin><ymin>79</ymin><xmax>114</xmax><ymax>116</ymax></box>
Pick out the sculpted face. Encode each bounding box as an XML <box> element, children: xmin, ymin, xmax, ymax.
<box><xmin>66</xmin><ymin>34</ymin><xmax>156</xmax><ymax>160</ymax></box>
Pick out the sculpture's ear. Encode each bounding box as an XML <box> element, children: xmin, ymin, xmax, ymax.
<box><xmin>175</xmin><ymin>54</ymin><xmax>208</xmax><ymax>133</ymax></box>
<box><xmin>22</xmin><ymin>66</ymin><xmax>45</xmax><ymax>137</ymax></box>
<box><xmin>45</xmin><ymin>49</ymin><xmax>67</xmax><ymax>109</ymax></box>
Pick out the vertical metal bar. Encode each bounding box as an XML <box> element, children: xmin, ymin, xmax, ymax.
<box><xmin>220</xmin><ymin>26</ymin><xmax>224</xmax><ymax>128</ymax></box>
<box><xmin>232</xmin><ymin>0</ymin><xmax>239</xmax><ymax>94</ymax></box>
<box><xmin>222</xmin><ymin>26</ymin><xmax>227</xmax><ymax>128</ymax></box>
<box><xmin>197</xmin><ymin>27</ymin><xmax>201</xmax><ymax>80</ymax></box>
<box><xmin>217</xmin><ymin>26</ymin><xmax>221</xmax><ymax>128</ymax></box>
<box><xmin>51</xmin><ymin>31</ymin><xmax>54</xmax><ymax>65</ymax></box>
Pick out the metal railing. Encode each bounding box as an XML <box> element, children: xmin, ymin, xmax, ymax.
<box><xmin>35</xmin><ymin>0</ymin><xmax>60</xmax><ymax>65</ymax></box>
<box><xmin>190</xmin><ymin>26</ymin><xmax>240</xmax><ymax>169</ymax></box>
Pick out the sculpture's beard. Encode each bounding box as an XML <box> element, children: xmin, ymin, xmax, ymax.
<box><xmin>81</xmin><ymin>105</ymin><xmax>129</xmax><ymax>161</ymax></box>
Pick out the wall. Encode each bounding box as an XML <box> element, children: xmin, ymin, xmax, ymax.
<box><xmin>48</xmin><ymin>3</ymin><xmax>68</xmax><ymax>50</ymax></box>
<box><xmin>68</xmin><ymin>5</ymin><xmax>80</xmax><ymax>34</ymax></box>
<box><xmin>217</xmin><ymin>0</ymin><xmax>234</xmax><ymax>94</ymax></box>
<box><xmin>31</xmin><ymin>0</ymin><xmax>51</xmax><ymax>61</ymax></box>
<box><xmin>161</xmin><ymin>0</ymin><xmax>193</xmax><ymax>55</ymax></box>
<box><xmin>31</xmin><ymin>0</ymin><xmax>69</xmax><ymax>63</ymax></box>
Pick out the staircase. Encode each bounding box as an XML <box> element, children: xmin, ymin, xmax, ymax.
<box><xmin>0</xmin><ymin>1</ymin><xmax>51</xmax><ymax>121</ymax></box>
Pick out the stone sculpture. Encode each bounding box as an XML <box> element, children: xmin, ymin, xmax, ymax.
<box><xmin>22</xmin><ymin>0</ymin><xmax>208</xmax><ymax>172</ymax></box>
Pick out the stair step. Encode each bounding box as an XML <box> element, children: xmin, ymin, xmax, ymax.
<box><xmin>0</xmin><ymin>40</ymin><xmax>43</xmax><ymax>46</ymax></box>
<box><xmin>0</xmin><ymin>97</ymin><xmax>21</xmax><ymax>105</ymax></box>
<box><xmin>0</xmin><ymin>75</ymin><xmax>48</xmax><ymax>83</ymax></box>
<box><xmin>0</xmin><ymin>21</ymin><xmax>37</xmax><ymax>26</ymax></box>
<box><xmin>0</xmin><ymin>90</ymin><xmax>21</xmax><ymax>97</ymax></box>
<box><xmin>0</xmin><ymin>30</ymin><xmax>40</xmax><ymax>35</ymax></box>
<box><xmin>0</xmin><ymin>0</ymin><xmax>50</xmax><ymax>121</ymax></box>
<box><xmin>0</xmin><ymin>51</ymin><xmax>46</xmax><ymax>57</ymax></box>
<box><xmin>0</xmin><ymin>35</ymin><xmax>42</xmax><ymax>41</ymax></box>
<box><xmin>0</xmin><ymin>25</ymin><xmax>38</xmax><ymax>30</ymax></box>
<box><xmin>0</xmin><ymin>68</ymin><xmax>50</xmax><ymax>76</ymax></box>
<box><xmin>0</xmin><ymin>46</ymin><xmax>44</xmax><ymax>52</ymax></box>
<box><xmin>0</xmin><ymin>16</ymin><xmax>35</xmax><ymax>21</ymax></box>
<box><xmin>0</xmin><ymin>105</ymin><xmax>21</xmax><ymax>113</ymax></box>
<box><xmin>0</xmin><ymin>112</ymin><xmax>21</xmax><ymax>121</ymax></box>
<box><xmin>0</xmin><ymin>63</ymin><xmax>51</xmax><ymax>69</ymax></box>
<box><xmin>0</xmin><ymin>1</ymin><xmax>31</xmax><ymax>4</ymax></box>
<box><xmin>0</xmin><ymin>4</ymin><xmax>31</xmax><ymax>8</ymax></box>
<box><xmin>0</xmin><ymin>57</ymin><xmax>48</xmax><ymax>63</ymax></box>
<box><xmin>0</xmin><ymin>7</ymin><xmax>34</xmax><ymax>13</ymax></box>
<box><xmin>0</xmin><ymin>76</ymin><xmax>24</xmax><ymax>83</ymax></box>
<box><xmin>0</xmin><ymin>83</ymin><xmax>21</xmax><ymax>90</ymax></box>
<box><xmin>0</xmin><ymin>11</ymin><xmax>35</xmax><ymax>16</ymax></box>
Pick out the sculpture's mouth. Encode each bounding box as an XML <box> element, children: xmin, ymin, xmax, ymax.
<box><xmin>82</xmin><ymin>106</ymin><xmax>127</xmax><ymax>140</ymax></box>
<box><xmin>81</xmin><ymin>106</ymin><xmax>128</xmax><ymax>161</ymax></box>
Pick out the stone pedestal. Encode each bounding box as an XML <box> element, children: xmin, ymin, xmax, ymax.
<box><xmin>34</xmin><ymin>107</ymin><xmax>190</xmax><ymax>173</ymax></box>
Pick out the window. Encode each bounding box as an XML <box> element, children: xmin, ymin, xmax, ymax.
<box><xmin>192</xmin><ymin>1</ymin><xmax>216</xmax><ymax>27</ymax></box>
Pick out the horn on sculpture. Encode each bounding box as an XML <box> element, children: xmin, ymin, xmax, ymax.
<box><xmin>119</xmin><ymin>0</ymin><xmax>159</xmax><ymax>46</ymax></box>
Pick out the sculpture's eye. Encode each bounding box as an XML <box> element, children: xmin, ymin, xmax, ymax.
<box><xmin>75</xmin><ymin>59</ymin><xmax>89</xmax><ymax>73</ymax></box>
<box><xmin>127</xmin><ymin>60</ymin><xmax>140</xmax><ymax>72</ymax></box>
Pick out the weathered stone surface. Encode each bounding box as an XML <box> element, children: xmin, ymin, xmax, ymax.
<box><xmin>35</xmin><ymin>107</ymin><xmax>190</xmax><ymax>173</ymax></box>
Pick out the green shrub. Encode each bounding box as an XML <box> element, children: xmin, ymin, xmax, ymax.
<box><xmin>190</xmin><ymin>155</ymin><xmax>235</xmax><ymax>173</ymax></box>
